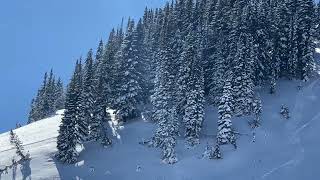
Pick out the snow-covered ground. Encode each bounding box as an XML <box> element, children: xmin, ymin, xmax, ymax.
<box><xmin>1</xmin><ymin>79</ymin><xmax>320</xmax><ymax>180</ymax></box>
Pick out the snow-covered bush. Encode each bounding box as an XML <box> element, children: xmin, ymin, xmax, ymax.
<box><xmin>280</xmin><ymin>105</ymin><xmax>290</xmax><ymax>119</ymax></box>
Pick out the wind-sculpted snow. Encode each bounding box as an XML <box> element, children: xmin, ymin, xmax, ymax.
<box><xmin>1</xmin><ymin>80</ymin><xmax>320</xmax><ymax>179</ymax></box>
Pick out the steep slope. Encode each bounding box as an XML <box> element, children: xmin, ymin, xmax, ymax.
<box><xmin>1</xmin><ymin>79</ymin><xmax>320</xmax><ymax>180</ymax></box>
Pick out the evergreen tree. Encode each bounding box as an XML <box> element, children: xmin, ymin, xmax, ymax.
<box><xmin>91</xmin><ymin>76</ymin><xmax>111</xmax><ymax>146</ymax></box>
<box><xmin>113</xmin><ymin>19</ymin><xmax>143</xmax><ymax>122</ymax></box>
<box><xmin>79</xmin><ymin>50</ymin><xmax>95</xmax><ymax>142</ymax></box>
<box><xmin>27</xmin><ymin>99</ymin><xmax>37</xmax><ymax>124</ymax></box>
<box><xmin>211</xmin><ymin>144</ymin><xmax>222</xmax><ymax>159</ymax></box>
<box><xmin>45</xmin><ymin>69</ymin><xmax>56</xmax><ymax>116</ymax></box>
<box><xmin>54</xmin><ymin>78</ymin><xmax>65</xmax><ymax>110</ymax></box>
<box><xmin>315</xmin><ymin>2</ymin><xmax>320</xmax><ymax>40</ymax></box>
<box><xmin>73</xmin><ymin>60</ymin><xmax>88</xmax><ymax>143</ymax></box>
<box><xmin>181</xmin><ymin>26</ymin><xmax>205</xmax><ymax>146</ymax></box>
<box><xmin>217</xmin><ymin>75</ymin><xmax>236</xmax><ymax>148</ymax></box>
<box><xmin>231</xmin><ymin>5</ymin><xmax>255</xmax><ymax>116</ymax></box>
<box><xmin>28</xmin><ymin>70</ymin><xmax>65</xmax><ymax>123</ymax></box>
<box><xmin>56</xmin><ymin>61</ymin><xmax>81</xmax><ymax>164</ymax></box>
<box><xmin>251</xmin><ymin>98</ymin><xmax>262</xmax><ymax>128</ymax></box>
<box><xmin>295</xmin><ymin>0</ymin><xmax>315</xmax><ymax>81</ymax></box>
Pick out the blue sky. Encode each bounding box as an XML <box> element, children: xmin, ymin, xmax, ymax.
<box><xmin>0</xmin><ymin>0</ymin><xmax>167</xmax><ymax>133</ymax></box>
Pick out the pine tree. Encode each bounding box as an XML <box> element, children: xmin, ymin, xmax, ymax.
<box><xmin>91</xmin><ymin>76</ymin><xmax>111</xmax><ymax>146</ymax></box>
<box><xmin>315</xmin><ymin>2</ymin><xmax>320</xmax><ymax>40</ymax></box>
<box><xmin>54</xmin><ymin>78</ymin><xmax>65</xmax><ymax>110</ymax></box>
<box><xmin>295</xmin><ymin>0</ymin><xmax>315</xmax><ymax>81</ymax></box>
<box><xmin>28</xmin><ymin>70</ymin><xmax>64</xmax><ymax>123</ymax></box>
<box><xmin>79</xmin><ymin>50</ymin><xmax>95</xmax><ymax>142</ymax></box>
<box><xmin>231</xmin><ymin>5</ymin><xmax>255</xmax><ymax>116</ymax></box>
<box><xmin>181</xmin><ymin>25</ymin><xmax>205</xmax><ymax>146</ymax></box>
<box><xmin>28</xmin><ymin>72</ymin><xmax>48</xmax><ymax>123</ymax></box>
<box><xmin>72</xmin><ymin>60</ymin><xmax>88</xmax><ymax>143</ymax></box>
<box><xmin>27</xmin><ymin>99</ymin><xmax>37</xmax><ymax>124</ymax></box>
<box><xmin>211</xmin><ymin>144</ymin><xmax>222</xmax><ymax>159</ymax></box>
<box><xmin>113</xmin><ymin>19</ymin><xmax>143</xmax><ymax>122</ymax></box>
<box><xmin>94</xmin><ymin>39</ymin><xmax>104</xmax><ymax>73</ymax></box>
<box><xmin>206</xmin><ymin>0</ymin><xmax>233</xmax><ymax>105</ymax></box>
<box><xmin>56</xmin><ymin>61</ymin><xmax>81</xmax><ymax>164</ymax></box>
<box><xmin>251</xmin><ymin>98</ymin><xmax>262</xmax><ymax>128</ymax></box>
<box><xmin>45</xmin><ymin>69</ymin><xmax>56</xmax><ymax>116</ymax></box>
<box><xmin>217</xmin><ymin>75</ymin><xmax>236</xmax><ymax>148</ymax></box>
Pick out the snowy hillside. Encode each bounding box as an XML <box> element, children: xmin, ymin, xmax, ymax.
<box><xmin>1</xmin><ymin>79</ymin><xmax>320</xmax><ymax>180</ymax></box>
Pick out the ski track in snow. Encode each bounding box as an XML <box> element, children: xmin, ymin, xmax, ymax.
<box><xmin>261</xmin><ymin>159</ymin><xmax>296</xmax><ymax>179</ymax></box>
<box><xmin>261</xmin><ymin>78</ymin><xmax>320</xmax><ymax>180</ymax></box>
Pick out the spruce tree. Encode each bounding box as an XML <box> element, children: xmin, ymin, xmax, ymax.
<box><xmin>181</xmin><ymin>26</ymin><xmax>205</xmax><ymax>146</ymax></box>
<box><xmin>73</xmin><ymin>60</ymin><xmax>88</xmax><ymax>143</ymax></box>
<box><xmin>54</xmin><ymin>78</ymin><xmax>65</xmax><ymax>110</ymax></box>
<box><xmin>79</xmin><ymin>50</ymin><xmax>95</xmax><ymax>142</ymax></box>
<box><xmin>231</xmin><ymin>5</ymin><xmax>255</xmax><ymax>116</ymax></box>
<box><xmin>295</xmin><ymin>0</ymin><xmax>315</xmax><ymax>81</ymax></box>
<box><xmin>92</xmin><ymin>76</ymin><xmax>112</xmax><ymax>146</ymax></box>
<box><xmin>251</xmin><ymin>98</ymin><xmax>262</xmax><ymax>128</ymax></box>
<box><xmin>56</xmin><ymin>61</ymin><xmax>81</xmax><ymax>164</ymax></box>
<box><xmin>113</xmin><ymin>19</ymin><xmax>143</xmax><ymax>122</ymax></box>
<box><xmin>217</xmin><ymin>75</ymin><xmax>236</xmax><ymax>148</ymax></box>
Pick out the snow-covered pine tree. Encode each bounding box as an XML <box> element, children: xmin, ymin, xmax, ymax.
<box><xmin>276</xmin><ymin>0</ymin><xmax>292</xmax><ymax>79</ymax></box>
<box><xmin>79</xmin><ymin>50</ymin><xmax>95</xmax><ymax>142</ymax></box>
<box><xmin>175</xmin><ymin>0</ymin><xmax>188</xmax><ymax>110</ymax></box>
<box><xmin>71</xmin><ymin>59</ymin><xmax>88</xmax><ymax>144</ymax></box>
<box><xmin>28</xmin><ymin>70</ymin><xmax>64</xmax><ymax>123</ymax></box>
<box><xmin>45</xmin><ymin>69</ymin><xmax>56</xmax><ymax>116</ymax></box>
<box><xmin>54</xmin><ymin>78</ymin><xmax>65</xmax><ymax>110</ymax></box>
<box><xmin>182</xmin><ymin>25</ymin><xmax>205</xmax><ymax>146</ymax></box>
<box><xmin>28</xmin><ymin>72</ymin><xmax>48</xmax><ymax>123</ymax></box>
<box><xmin>295</xmin><ymin>0</ymin><xmax>315</xmax><ymax>81</ymax></box>
<box><xmin>251</xmin><ymin>98</ymin><xmax>262</xmax><ymax>128</ymax></box>
<box><xmin>150</xmin><ymin>3</ymin><xmax>179</xmax><ymax>164</ymax></box>
<box><xmin>27</xmin><ymin>98</ymin><xmax>37</xmax><ymax>124</ymax></box>
<box><xmin>231</xmin><ymin>4</ymin><xmax>255</xmax><ymax>116</ymax></box>
<box><xmin>133</xmin><ymin>19</ymin><xmax>149</xmax><ymax>102</ymax></box>
<box><xmin>217</xmin><ymin>75</ymin><xmax>236</xmax><ymax>148</ymax></box>
<box><xmin>267</xmin><ymin>0</ymin><xmax>282</xmax><ymax>94</ymax></box>
<box><xmin>91</xmin><ymin>75</ymin><xmax>111</xmax><ymax>146</ymax></box>
<box><xmin>142</xmin><ymin>8</ymin><xmax>157</xmax><ymax>98</ymax></box>
<box><xmin>113</xmin><ymin>19</ymin><xmax>143</xmax><ymax>122</ymax></box>
<box><xmin>160</xmin><ymin>109</ymin><xmax>179</xmax><ymax>164</ymax></box>
<box><xmin>56</xmin><ymin>61</ymin><xmax>81</xmax><ymax>164</ymax></box>
<box><xmin>93</xmin><ymin>40</ymin><xmax>104</xmax><ymax>74</ymax></box>
<box><xmin>211</xmin><ymin>144</ymin><xmax>222</xmax><ymax>159</ymax></box>
<box><xmin>94</xmin><ymin>30</ymin><xmax>117</xmax><ymax>109</ymax></box>
<box><xmin>315</xmin><ymin>2</ymin><xmax>320</xmax><ymax>41</ymax></box>
<box><xmin>206</xmin><ymin>0</ymin><xmax>233</xmax><ymax>105</ymax></box>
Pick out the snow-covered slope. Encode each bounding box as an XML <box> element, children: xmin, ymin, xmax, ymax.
<box><xmin>1</xmin><ymin>79</ymin><xmax>320</xmax><ymax>180</ymax></box>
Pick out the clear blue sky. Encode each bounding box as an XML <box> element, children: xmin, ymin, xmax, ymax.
<box><xmin>0</xmin><ymin>0</ymin><xmax>167</xmax><ymax>133</ymax></box>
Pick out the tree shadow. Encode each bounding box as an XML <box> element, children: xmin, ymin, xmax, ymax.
<box><xmin>12</xmin><ymin>161</ymin><xmax>17</xmax><ymax>180</ymax></box>
<box><xmin>52</xmin><ymin>142</ymin><xmax>116</xmax><ymax>180</ymax></box>
<box><xmin>20</xmin><ymin>158</ymin><xmax>31</xmax><ymax>180</ymax></box>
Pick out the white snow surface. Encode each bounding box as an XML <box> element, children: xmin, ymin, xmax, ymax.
<box><xmin>1</xmin><ymin>79</ymin><xmax>320</xmax><ymax>180</ymax></box>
